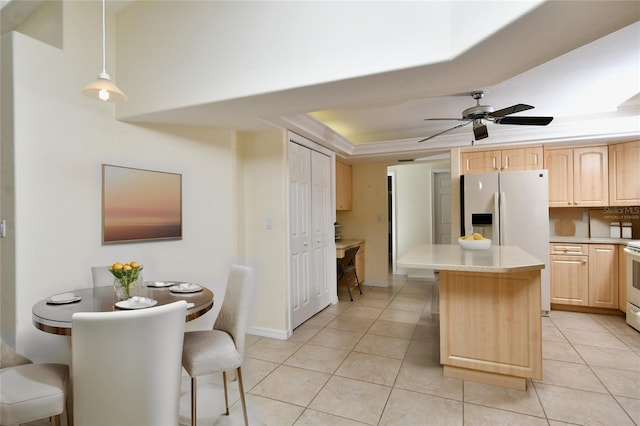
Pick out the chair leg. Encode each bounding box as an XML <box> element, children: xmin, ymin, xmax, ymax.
<box><xmin>237</xmin><ymin>367</ymin><xmax>249</xmax><ymax>426</ymax></box>
<box><xmin>338</xmin><ymin>271</ymin><xmax>353</xmax><ymax>301</ymax></box>
<box><xmin>222</xmin><ymin>370</ymin><xmax>229</xmax><ymax>416</ymax></box>
<box><xmin>354</xmin><ymin>271</ymin><xmax>362</xmax><ymax>295</ymax></box>
<box><xmin>50</xmin><ymin>414</ymin><xmax>61</xmax><ymax>426</ymax></box>
<box><xmin>191</xmin><ymin>377</ymin><xmax>197</xmax><ymax>426</ymax></box>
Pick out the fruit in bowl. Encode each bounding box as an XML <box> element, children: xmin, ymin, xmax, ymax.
<box><xmin>458</xmin><ymin>233</ymin><xmax>491</xmax><ymax>250</ymax></box>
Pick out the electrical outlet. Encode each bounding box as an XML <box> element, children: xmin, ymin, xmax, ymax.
<box><xmin>0</xmin><ymin>220</ymin><xmax>5</xmax><ymax>238</ymax></box>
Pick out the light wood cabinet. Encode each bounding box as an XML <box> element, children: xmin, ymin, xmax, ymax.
<box><xmin>355</xmin><ymin>243</ymin><xmax>365</xmax><ymax>282</ymax></box>
<box><xmin>549</xmin><ymin>243</ymin><xmax>618</xmax><ymax>309</ymax></box>
<box><xmin>545</xmin><ymin>146</ymin><xmax>608</xmax><ymax>207</ymax></box>
<box><xmin>460</xmin><ymin>146</ymin><xmax>543</xmax><ymax>174</ymax></box>
<box><xmin>588</xmin><ymin>245</ymin><xmax>618</xmax><ymax>309</ymax></box>
<box><xmin>336</xmin><ymin>161</ymin><xmax>352</xmax><ymax>211</ymax></box>
<box><xmin>550</xmin><ymin>244</ymin><xmax>589</xmax><ymax>306</ymax></box>
<box><xmin>609</xmin><ymin>141</ymin><xmax>640</xmax><ymax>206</ymax></box>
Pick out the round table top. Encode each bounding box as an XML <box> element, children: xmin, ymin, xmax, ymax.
<box><xmin>32</xmin><ymin>284</ymin><xmax>214</xmax><ymax>336</ymax></box>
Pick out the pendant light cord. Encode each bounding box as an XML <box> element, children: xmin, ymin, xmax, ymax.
<box><xmin>101</xmin><ymin>0</ymin><xmax>107</xmax><ymax>74</ymax></box>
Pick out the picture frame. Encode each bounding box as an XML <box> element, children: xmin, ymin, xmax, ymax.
<box><xmin>102</xmin><ymin>164</ymin><xmax>182</xmax><ymax>244</ymax></box>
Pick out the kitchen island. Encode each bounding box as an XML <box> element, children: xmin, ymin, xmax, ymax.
<box><xmin>397</xmin><ymin>244</ymin><xmax>545</xmax><ymax>390</ymax></box>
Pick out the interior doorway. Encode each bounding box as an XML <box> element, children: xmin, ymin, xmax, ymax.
<box><xmin>432</xmin><ymin>170</ymin><xmax>451</xmax><ymax>244</ymax></box>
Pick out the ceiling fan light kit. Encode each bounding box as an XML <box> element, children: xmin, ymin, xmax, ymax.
<box><xmin>418</xmin><ymin>90</ymin><xmax>552</xmax><ymax>143</ymax></box>
<box><xmin>82</xmin><ymin>0</ymin><xmax>127</xmax><ymax>102</ymax></box>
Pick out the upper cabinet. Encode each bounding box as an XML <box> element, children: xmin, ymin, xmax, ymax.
<box><xmin>336</xmin><ymin>160</ymin><xmax>352</xmax><ymax>211</ymax></box>
<box><xmin>545</xmin><ymin>146</ymin><xmax>609</xmax><ymax>207</ymax></box>
<box><xmin>460</xmin><ymin>146</ymin><xmax>543</xmax><ymax>174</ymax></box>
<box><xmin>609</xmin><ymin>141</ymin><xmax>640</xmax><ymax>206</ymax></box>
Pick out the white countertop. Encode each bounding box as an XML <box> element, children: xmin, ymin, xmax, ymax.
<box><xmin>397</xmin><ymin>244</ymin><xmax>545</xmax><ymax>273</ymax></box>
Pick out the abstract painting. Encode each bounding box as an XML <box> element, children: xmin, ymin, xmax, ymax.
<box><xmin>102</xmin><ymin>164</ymin><xmax>182</xmax><ymax>244</ymax></box>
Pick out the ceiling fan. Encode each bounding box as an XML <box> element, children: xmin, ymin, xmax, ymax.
<box><xmin>418</xmin><ymin>91</ymin><xmax>553</xmax><ymax>143</ymax></box>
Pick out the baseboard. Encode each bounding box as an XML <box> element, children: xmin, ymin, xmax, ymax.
<box><xmin>247</xmin><ymin>326</ymin><xmax>291</xmax><ymax>340</ymax></box>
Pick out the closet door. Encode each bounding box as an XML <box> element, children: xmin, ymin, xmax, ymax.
<box><xmin>289</xmin><ymin>143</ymin><xmax>312</xmax><ymax>328</ymax></box>
<box><xmin>289</xmin><ymin>142</ymin><xmax>332</xmax><ymax>329</ymax></box>
<box><xmin>310</xmin><ymin>150</ymin><xmax>332</xmax><ymax>318</ymax></box>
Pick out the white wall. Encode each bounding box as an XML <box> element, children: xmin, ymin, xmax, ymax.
<box><xmin>1</xmin><ymin>3</ymin><xmax>243</xmax><ymax>362</ymax></box>
<box><xmin>237</xmin><ymin>131</ymin><xmax>290</xmax><ymax>338</ymax></box>
<box><xmin>113</xmin><ymin>1</ymin><xmax>540</xmax><ymax>120</ymax></box>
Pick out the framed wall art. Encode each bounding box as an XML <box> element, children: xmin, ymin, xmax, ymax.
<box><xmin>102</xmin><ymin>164</ymin><xmax>182</xmax><ymax>244</ymax></box>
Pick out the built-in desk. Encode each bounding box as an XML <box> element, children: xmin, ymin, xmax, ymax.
<box><xmin>335</xmin><ymin>239</ymin><xmax>364</xmax><ymax>258</ymax></box>
<box><xmin>398</xmin><ymin>244</ymin><xmax>544</xmax><ymax>390</ymax></box>
<box><xmin>336</xmin><ymin>239</ymin><xmax>365</xmax><ymax>283</ymax></box>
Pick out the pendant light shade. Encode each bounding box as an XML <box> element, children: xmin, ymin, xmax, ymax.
<box><xmin>82</xmin><ymin>0</ymin><xmax>127</xmax><ymax>102</ymax></box>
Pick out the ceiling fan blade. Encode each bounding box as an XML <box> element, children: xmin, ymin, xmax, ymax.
<box><xmin>417</xmin><ymin>121</ymin><xmax>472</xmax><ymax>143</ymax></box>
<box><xmin>494</xmin><ymin>116</ymin><xmax>554</xmax><ymax>126</ymax></box>
<box><xmin>424</xmin><ymin>118</ymin><xmax>469</xmax><ymax>122</ymax></box>
<box><xmin>490</xmin><ymin>104</ymin><xmax>534</xmax><ymax>118</ymax></box>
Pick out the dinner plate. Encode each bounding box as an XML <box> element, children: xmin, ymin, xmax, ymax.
<box><xmin>145</xmin><ymin>281</ymin><xmax>179</xmax><ymax>288</ymax></box>
<box><xmin>46</xmin><ymin>293</ymin><xmax>82</xmax><ymax>304</ymax></box>
<box><xmin>115</xmin><ymin>297</ymin><xmax>158</xmax><ymax>310</ymax></box>
<box><xmin>169</xmin><ymin>283</ymin><xmax>203</xmax><ymax>293</ymax></box>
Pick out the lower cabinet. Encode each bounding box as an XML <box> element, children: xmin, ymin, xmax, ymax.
<box><xmin>550</xmin><ymin>243</ymin><xmax>618</xmax><ymax>309</ymax></box>
<box><xmin>355</xmin><ymin>243</ymin><xmax>365</xmax><ymax>282</ymax></box>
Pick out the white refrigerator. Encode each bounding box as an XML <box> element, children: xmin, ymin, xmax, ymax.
<box><xmin>462</xmin><ymin>170</ymin><xmax>550</xmax><ymax>313</ymax></box>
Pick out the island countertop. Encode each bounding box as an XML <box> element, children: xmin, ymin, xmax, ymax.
<box><xmin>397</xmin><ymin>244</ymin><xmax>544</xmax><ymax>273</ymax></box>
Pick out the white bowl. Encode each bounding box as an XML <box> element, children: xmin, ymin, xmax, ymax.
<box><xmin>458</xmin><ymin>238</ymin><xmax>491</xmax><ymax>250</ymax></box>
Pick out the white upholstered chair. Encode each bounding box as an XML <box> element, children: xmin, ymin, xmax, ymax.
<box><xmin>71</xmin><ymin>300</ymin><xmax>187</xmax><ymax>426</ymax></box>
<box><xmin>90</xmin><ymin>265</ymin><xmax>113</xmax><ymax>287</ymax></box>
<box><xmin>0</xmin><ymin>338</ymin><xmax>69</xmax><ymax>426</ymax></box>
<box><xmin>182</xmin><ymin>265</ymin><xmax>254</xmax><ymax>426</ymax></box>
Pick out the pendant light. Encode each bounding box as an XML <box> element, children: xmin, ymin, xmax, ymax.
<box><xmin>81</xmin><ymin>0</ymin><xmax>127</xmax><ymax>102</ymax></box>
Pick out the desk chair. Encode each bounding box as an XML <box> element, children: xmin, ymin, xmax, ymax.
<box><xmin>182</xmin><ymin>265</ymin><xmax>254</xmax><ymax>426</ymax></box>
<box><xmin>337</xmin><ymin>246</ymin><xmax>362</xmax><ymax>301</ymax></box>
<box><xmin>0</xmin><ymin>338</ymin><xmax>69</xmax><ymax>426</ymax></box>
<box><xmin>72</xmin><ymin>301</ymin><xmax>187</xmax><ymax>426</ymax></box>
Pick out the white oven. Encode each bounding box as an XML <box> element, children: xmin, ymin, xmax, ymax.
<box><xmin>624</xmin><ymin>241</ymin><xmax>640</xmax><ymax>332</ymax></box>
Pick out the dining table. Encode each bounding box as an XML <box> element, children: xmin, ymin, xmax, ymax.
<box><xmin>32</xmin><ymin>282</ymin><xmax>214</xmax><ymax>336</ymax></box>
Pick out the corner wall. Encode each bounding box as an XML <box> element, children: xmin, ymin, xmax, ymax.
<box><xmin>2</xmin><ymin>4</ymin><xmax>240</xmax><ymax>362</ymax></box>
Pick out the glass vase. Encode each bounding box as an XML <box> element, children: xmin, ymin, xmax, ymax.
<box><xmin>113</xmin><ymin>277</ymin><xmax>140</xmax><ymax>301</ymax></box>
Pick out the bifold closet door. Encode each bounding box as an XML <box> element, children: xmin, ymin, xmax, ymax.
<box><xmin>289</xmin><ymin>142</ymin><xmax>332</xmax><ymax>329</ymax></box>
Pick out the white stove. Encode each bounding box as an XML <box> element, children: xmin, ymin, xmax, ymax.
<box><xmin>623</xmin><ymin>241</ymin><xmax>640</xmax><ymax>332</ymax></box>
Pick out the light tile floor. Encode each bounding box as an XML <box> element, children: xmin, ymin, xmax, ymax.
<box><xmin>179</xmin><ymin>275</ymin><xmax>640</xmax><ymax>426</ymax></box>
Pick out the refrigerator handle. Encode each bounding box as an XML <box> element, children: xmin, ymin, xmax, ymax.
<box><xmin>493</xmin><ymin>192</ymin><xmax>500</xmax><ymax>243</ymax></box>
<box><xmin>499</xmin><ymin>192</ymin><xmax>506</xmax><ymax>245</ymax></box>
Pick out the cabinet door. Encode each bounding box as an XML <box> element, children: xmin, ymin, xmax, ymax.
<box><xmin>501</xmin><ymin>147</ymin><xmax>543</xmax><ymax>171</ymax></box>
<box><xmin>545</xmin><ymin>148</ymin><xmax>574</xmax><ymax>207</ymax></box>
<box><xmin>588</xmin><ymin>245</ymin><xmax>618</xmax><ymax>309</ymax></box>
<box><xmin>573</xmin><ymin>146</ymin><xmax>608</xmax><ymax>207</ymax></box>
<box><xmin>609</xmin><ymin>141</ymin><xmax>640</xmax><ymax>206</ymax></box>
<box><xmin>460</xmin><ymin>150</ymin><xmax>501</xmax><ymax>174</ymax></box>
<box><xmin>355</xmin><ymin>243</ymin><xmax>365</xmax><ymax>282</ymax></box>
<box><xmin>550</xmin><ymin>254</ymin><xmax>588</xmax><ymax>306</ymax></box>
<box><xmin>336</xmin><ymin>161</ymin><xmax>352</xmax><ymax>211</ymax></box>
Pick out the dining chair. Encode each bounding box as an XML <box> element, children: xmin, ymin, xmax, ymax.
<box><xmin>0</xmin><ymin>338</ymin><xmax>69</xmax><ymax>426</ymax></box>
<box><xmin>90</xmin><ymin>265</ymin><xmax>113</xmax><ymax>287</ymax></box>
<box><xmin>337</xmin><ymin>246</ymin><xmax>362</xmax><ymax>301</ymax></box>
<box><xmin>71</xmin><ymin>300</ymin><xmax>187</xmax><ymax>426</ymax></box>
<box><xmin>182</xmin><ymin>265</ymin><xmax>254</xmax><ymax>426</ymax></box>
